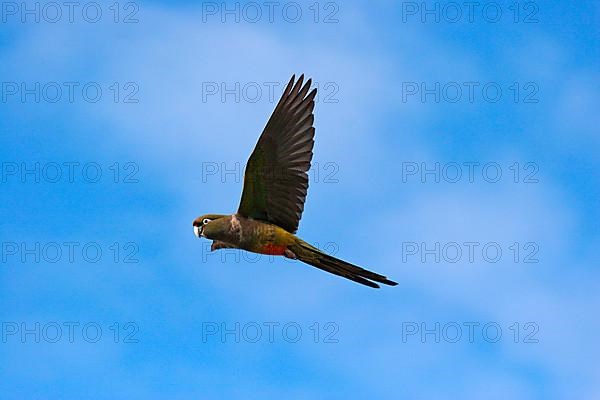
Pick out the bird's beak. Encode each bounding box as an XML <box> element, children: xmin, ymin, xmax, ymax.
<box><xmin>194</xmin><ymin>225</ymin><xmax>202</xmax><ymax>238</ymax></box>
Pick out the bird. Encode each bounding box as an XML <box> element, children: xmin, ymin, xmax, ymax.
<box><xmin>193</xmin><ymin>74</ymin><xmax>397</xmax><ymax>288</ymax></box>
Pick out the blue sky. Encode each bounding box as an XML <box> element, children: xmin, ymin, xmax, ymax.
<box><xmin>0</xmin><ymin>1</ymin><xmax>598</xmax><ymax>398</ymax></box>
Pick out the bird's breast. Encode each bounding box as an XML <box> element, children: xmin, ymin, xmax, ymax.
<box><xmin>235</xmin><ymin>217</ymin><xmax>294</xmax><ymax>255</ymax></box>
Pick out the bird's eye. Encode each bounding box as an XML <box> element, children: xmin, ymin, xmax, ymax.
<box><xmin>203</xmin><ymin>218</ymin><xmax>211</xmax><ymax>225</ymax></box>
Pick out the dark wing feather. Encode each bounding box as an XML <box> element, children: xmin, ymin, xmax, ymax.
<box><xmin>237</xmin><ymin>74</ymin><xmax>317</xmax><ymax>233</ymax></box>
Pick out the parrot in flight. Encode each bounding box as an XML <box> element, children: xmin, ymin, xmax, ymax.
<box><xmin>193</xmin><ymin>74</ymin><xmax>397</xmax><ymax>288</ymax></box>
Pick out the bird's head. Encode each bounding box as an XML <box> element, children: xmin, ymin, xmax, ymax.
<box><xmin>192</xmin><ymin>214</ymin><xmax>227</xmax><ymax>238</ymax></box>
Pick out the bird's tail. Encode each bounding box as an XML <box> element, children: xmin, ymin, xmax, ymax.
<box><xmin>289</xmin><ymin>239</ymin><xmax>398</xmax><ymax>288</ymax></box>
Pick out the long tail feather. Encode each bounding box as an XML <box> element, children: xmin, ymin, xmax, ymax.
<box><xmin>290</xmin><ymin>240</ymin><xmax>398</xmax><ymax>288</ymax></box>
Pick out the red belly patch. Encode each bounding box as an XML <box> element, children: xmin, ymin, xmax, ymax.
<box><xmin>260</xmin><ymin>244</ymin><xmax>287</xmax><ymax>255</ymax></box>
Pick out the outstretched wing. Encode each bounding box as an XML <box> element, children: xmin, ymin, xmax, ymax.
<box><xmin>237</xmin><ymin>74</ymin><xmax>317</xmax><ymax>233</ymax></box>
